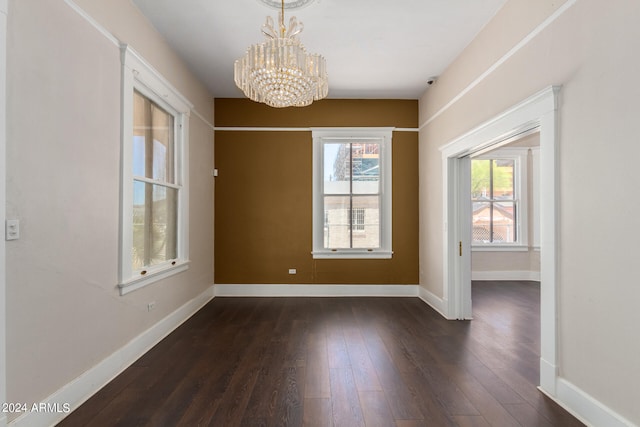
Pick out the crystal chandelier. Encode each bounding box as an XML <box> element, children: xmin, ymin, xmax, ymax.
<box><xmin>234</xmin><ymin>0</ymin><xmax>328</xmax><ymax>108</ymax></box>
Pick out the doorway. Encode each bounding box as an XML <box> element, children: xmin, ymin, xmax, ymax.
<box><xmin>440</xmin><ymin>86</ymin><xmax>559</xmax><ymax>396</ymax></box>
<box><xmin>469</xmin><ymin>132</ymin><xmax>540</xmax><ymax>283</ymax></box>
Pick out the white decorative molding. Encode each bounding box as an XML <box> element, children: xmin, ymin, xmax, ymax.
<box><xmin>215</xmin><ymin>127</ymin><xmax>312</xmax><ymax>132</ymax></box>
<box><xmin>417</xmin><ymin>286</ymin><xmax>451</xmax><ymax>319</ymax></box>
<box><xmin>62</xmin><ymin>0</ymin><xmax>215</xmax><ymax>133</ymax></box>
<box><xmin>420</xmin><ymin>0</ymin><xmax>577</xmax><ymax>129</ymax></box>
<box><xmin>9</xmin><ymin>286</ymin><xmax>215</xmax><ymax>427</ymax></box>
<box><xmin>63</xmin><ymin>0</ymin><xmax>119</xmax><ymax>46</ymax></box>
<box><xmin>257</xmin><ymin>0</ymin><xmax>316</xmax><ymax>11</ymax></box>
<box><xmin>121</xmin><ymin>44</ymin><xmax>193</xmax><ymax>113</ymax></box>
<box><xmin>214</xmin><ymin>284</ymin><xmax>418</xmax><ymax>297</ymax></box>
<box><xmin>214</xmin><ymin>127</ymin><xmax>419</xmax><ymax>133</ymax></box>
<box><xmin>191</xmin><ymin>108</ymin><xmax>216</xmax><ymax>132</ymax></box>
<box><xmin>539</xmin><ymin>378</ymin><xmax>638</xmax><ymax>427</ymax></box>
<box><xmin>471</xmin><ymin>270</ymin><xmax>541</xmax><ymax>282</ymax></box>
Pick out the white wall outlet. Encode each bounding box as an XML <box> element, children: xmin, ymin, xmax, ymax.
<box><xmin>6</xmin><ymin>219</ymin><xmax>19</xmax><ymax>241</ymax></box>
<box><xmin>288</xmin><ymin>268</ymin><xmax>297</xmax><ymax>275</ymax></box>
<box><xmin>147</xmin><ymin>302</ymin><xmax>156</xmax><ymax>311</ymax></box>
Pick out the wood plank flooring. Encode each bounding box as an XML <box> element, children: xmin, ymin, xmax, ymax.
<box><xmin>58</xmin><ymin>281</ymin><xmax>583</xmax><ymax>426</ymax></box>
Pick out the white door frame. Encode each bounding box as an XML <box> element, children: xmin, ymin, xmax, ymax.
<box><xmin>440</xmin><ymin>86</ymin><xmax>560</xmax><ymax>396</ymax></box>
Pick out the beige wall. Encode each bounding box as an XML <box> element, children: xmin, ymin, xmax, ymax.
<box><xmin>214</xmin><ymin>99</ymin><xmax>419</xmax><ymax>285</ymax></box>
<box><xmin>5</xmin><ymin>0</ymin><xmax>214</xmax><ymax>417</ymax></box>
<box><xmin>419</xmin><ymin>0</ymin><xmax>640</xmax><ymax>423</ymax></box>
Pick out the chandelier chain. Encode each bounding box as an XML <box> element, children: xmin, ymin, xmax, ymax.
<box><xmin>280</xmin><ymin>0</ymin><xmax>285</xmax><ymax>37</ymax></box>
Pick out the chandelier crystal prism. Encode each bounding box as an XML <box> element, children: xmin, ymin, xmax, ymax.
<box><xmin>234</xmin><ymin>0</ymin><xmax>328</xmax><ymax>108</ymax></box>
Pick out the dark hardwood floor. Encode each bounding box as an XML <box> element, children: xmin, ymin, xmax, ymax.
<box><xmin>58</xmin><ymin>281</ymin><xmax>583</xmax><ymax>426</ymax></box>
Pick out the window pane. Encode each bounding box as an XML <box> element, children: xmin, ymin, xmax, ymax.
<box><xmin>133</xmin><ymin>91</ymin><xmax>175</xmax><ymax>183</ymax></box>
<box><xmin>493</xmin><ymin>159</ymin><xmax>514</xmax><ymax>198</ymax></box>
<box><xmin>323</xmin><ymin>143</ymin><xmax>350</xmax><ymax>194</ymax></box>
<box><xmin>471</xmin><ymin>159</ymin><xmax>491</xmax><ymax>199</ymax></box>
<box><xmin>324</xmin><ymin>196</ymin><xmax>350</xmax><ymax>248</ymax></box>
<box><xmin>352</xmin><ymin>208</ymin><xmax>365</xmax><ymax>231</ymax></box>
<box><xmin>472</xmin><ymin>201</ymin><xmax>491</xmax><ymax>243</ymax></box>
<box><xmin>132</xmin><ymin>180</ymin><xmax>178</xmax><ymax>270</ymax></box>
<box><xmin>352</xmin><ymin>142</ymin><xmax>380</xmax><ymax>194</ymax></box>
<box><xmin>493</xmin><ymin>201</ymin><xmax>515</xmax><ymax>243</ymax></box>
<box><xmin>352</xmin><ymin>196</ymin><xmax>379</xmax><ymax>248</ymax></box>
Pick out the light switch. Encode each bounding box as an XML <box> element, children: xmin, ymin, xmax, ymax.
<box><xmin>6</xmin><ymin>219</ymin><xmax>19</xmax><ymax>241</ymax></box>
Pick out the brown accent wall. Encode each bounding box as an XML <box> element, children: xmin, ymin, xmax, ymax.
<box><xmin>214</xmin><ymin>99</ymin><xmax>419</xmax><ymax>284</ymax></box>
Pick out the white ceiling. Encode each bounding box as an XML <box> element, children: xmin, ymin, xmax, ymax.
<box><xmin>131</xmin><ymin>0</ymin><xmax>506</xmax><ymax>100</ymax></box>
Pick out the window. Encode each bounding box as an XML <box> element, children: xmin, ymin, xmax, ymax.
<box><xmin>312</xmin><ymin>128</ymin><xmax>393</xmax><ymax>259</ymax></box>
<box><xmin>351</xmin><ymin>208</ymin><xmax>365</xmax><ymax>232</ymax></box>
<box><xmin>471</xmin><ymin>148</ymin><xmax>528</xmax><ymax>249</ymax></box>
<box><xmin>119</xmin><ymin>45</ymin><xmax>192</xmax><ymax>295</ymax></box>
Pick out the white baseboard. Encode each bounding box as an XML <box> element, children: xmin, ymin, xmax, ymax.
<box><xmin>539</xmin><ymin>378</ymin><xmax>637</xmax><ymax>427</ymax></box>
<box><xmin>417</xmin><ymin>286</ymin><xmax>451</xmax><ymax>319</ymax></box>
<box><xmin>539</xmin><ymin>357</ymin><xmax>557</xmax><ymax>396</ymax></box>
<box><xmin>9</xmin><ymin>286</ymin><xmax>215</xmax><ymax>427</ymax></box>
<box><xmin>471</xmin><ymin>270</ymin><xmax>541</xmax><ymax>281</ymax></box>
<box><xmin>214</xmin><ymin>283</ymin><xmax>418</xmax><ymax>297</ymax></box>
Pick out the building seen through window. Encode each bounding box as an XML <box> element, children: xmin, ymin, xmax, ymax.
<box><xmin>323</xmin><ymin>142</ymin><xmax>380</xmax><ymax>249</ymax></box>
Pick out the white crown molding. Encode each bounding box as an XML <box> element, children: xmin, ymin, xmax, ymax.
<box><xmin>9</xmin><ymin>286</ymin><xmax>214</xmax><ymax>427</ymax></box>
<box><xmin>256</xmin><ymin>0</ymin><xmax>316</xmax><ymax>11</ymax></box>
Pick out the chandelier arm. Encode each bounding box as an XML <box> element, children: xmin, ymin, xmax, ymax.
<box><xmin>287</xmin><ymin>17</ymin><xmax>303</xmax><ymax>38</ymax></box>
<box><xmin>261</xmin><ymin>16</ymin><xmax>277</xmax><ymax>38</ymax></box>
<box><xmin>280</xmin><ymin>0</ymin><xmax>286</xmax><ymax>37</ymax></box>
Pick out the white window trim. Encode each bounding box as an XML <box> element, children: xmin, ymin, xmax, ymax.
<box><xmin>531</xmin><ymin>146</ymin><xmax>540</xmax><ymax>250</ymax></box>
<box><xmin>471</xmin><ymin>147</ymin><xmax>528</xmax><ymax>251</ymax></box>
<box><xmin>118</xmin><ymin>44</ymin><xmax>192</xmax><ymax>295</ymax></box>
<box><xmin>311</xmin><ymin>127</ymin><xmax>393</xmax><ymax>259</ymax></box>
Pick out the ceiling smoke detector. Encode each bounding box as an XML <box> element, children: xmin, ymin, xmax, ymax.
<box><xmin>256</xmin><ymin>0</ymin><xmax>316</xmax><ymax>10</ymax></box>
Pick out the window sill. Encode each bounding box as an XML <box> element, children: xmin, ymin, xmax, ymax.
<box><xmin>118</xmin><ymin>260</ymin><xmax>190</xmax><ymax>295</ymax></box>
<box><xmin>312</xmin><ymin>250</ymin><xmax>393</xmax><ymax>259</ymax></box>
<box><xmin>472</xmin><ymin>245</ymin><xmax>530</xmax><ymax>252</ymax></box>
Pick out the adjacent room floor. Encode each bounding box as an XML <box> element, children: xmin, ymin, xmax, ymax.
<box><xmin>58</xmin><ymin>281</ymin><xmax>583</xmax><ymax>426</ymax></box>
